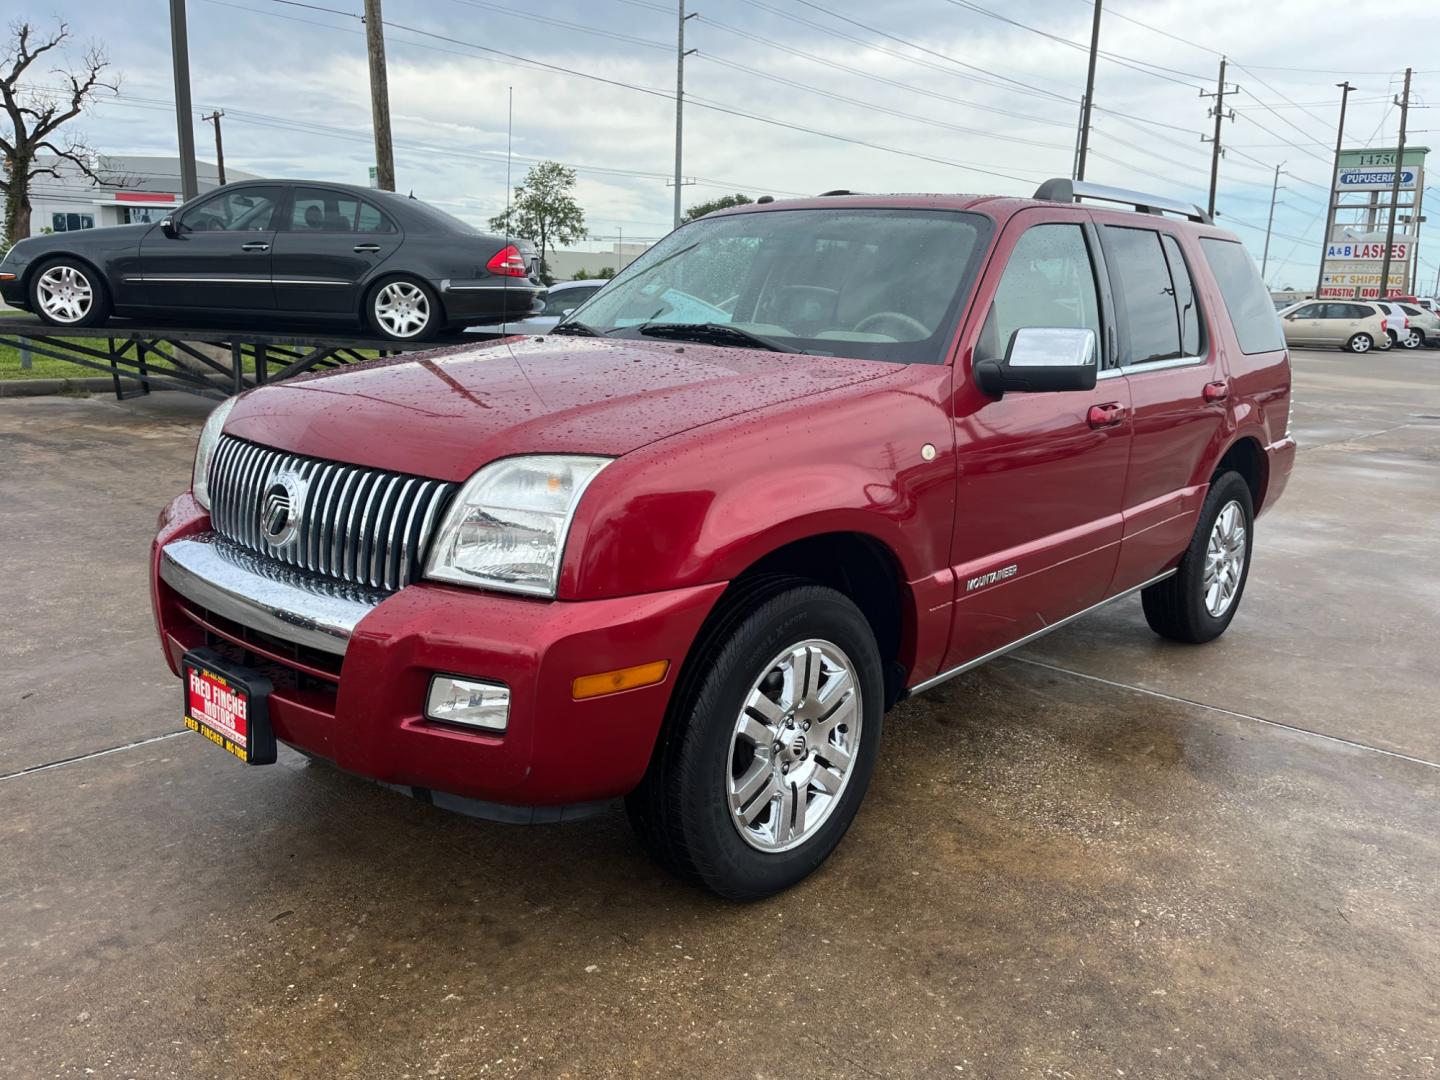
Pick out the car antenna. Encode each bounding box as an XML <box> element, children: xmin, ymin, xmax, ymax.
<box><xmin>408</xmin><ymin>189</ymin><xmax>415</xmax><ymax>199</ymax></box>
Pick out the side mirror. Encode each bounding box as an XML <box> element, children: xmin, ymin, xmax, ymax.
<box><xmin>160</xmin><ymin>217</ymin><xmax>178</xmax><ymax>238</ymax></box>
<box><xmin>561</xmin><ymin>308</ymin><xmax>576</xmax><ymax>316</ymax></box>
<box><xmin>974</xmin><ymin>327</ymin><xmax>1098</xmax><ymax>398</ymax></box>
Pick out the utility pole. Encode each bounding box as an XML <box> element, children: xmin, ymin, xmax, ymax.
<box><xmin>1071</xmin><ymin>95</ymin><xmax>1086</xmax><ymax>180</ymax></box>
<box><xmin>673</xmin><ymin>0</ymin><xmax>698</xmax><ymax>231</ymax></box>
<box><xmin>1316</xmin><ymin>81</ymin><xmax>1353</xmax><ymax>300</ymax></box>
<box><xmin>1074</xmin><ymin>0</ymin><xmax>1102</xmax><ymax>181</ymax></box>
<box><xmin>168</xmin><ymin>0</ymin><xmax>199</xmax><ymax>200</ymax></box>
<box><xmin>1378</xmin><ymin>66</ymin><xmax>1412</xmax><ymax>301</ymax></box>
<box><xmin>202</xmin><ymin>110</ymin><xmax>226</xmax><ymax>185</ymax></box>
<box><xmin>363</xmin><ymin>0</ymin><xmax>396</xmax><ymax>191</ymax></box>
<box><xmin>1201</xmin><ymin>57</ymin><xmax>1235</xmax><ymax>219</ymax></box>
<box><xmin>1407</xmin><ymin>182</ymin><xmax>1425</xmax><ymax>293</ymax></box>
<box><xmin>1262</xmin><ymin>162</ymin><xmax>1285</xmax><ymax>282</ymax></box>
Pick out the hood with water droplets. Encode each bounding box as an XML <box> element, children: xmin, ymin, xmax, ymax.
<box><xmin>223</xmin><ymin>335</ymin><xmax>896</xmax><ymax>481</ymax></box>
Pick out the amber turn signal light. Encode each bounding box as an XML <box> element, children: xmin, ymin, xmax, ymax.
<box><xmin>572</xmin><ymin>660</ymin><xmax>670</xmax><ymax>700</ymax></box>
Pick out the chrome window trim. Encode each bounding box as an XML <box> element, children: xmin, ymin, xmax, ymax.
<box><xmin>1098</xmin><ymin>355</ymin><xmax>1210</xmax><ymax>379</ymax></box>
<box><xmin>160</xmin><ymin>533</ymin><xmax>384</xmax><ymax>655</ymax></box>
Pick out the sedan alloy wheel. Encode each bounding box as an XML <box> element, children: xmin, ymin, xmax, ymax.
<box><xmin>372</xmin><ymin>280</ymin><xmax>433</xmax><ymax>339</ymax></box>
<box><xmin>36</xmin><ymin>264</ymin><xmax>95</xmax><ymax>324</ymax></box>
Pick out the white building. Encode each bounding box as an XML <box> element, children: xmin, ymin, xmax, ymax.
<box><xmin>547</xmin><ymin>241</ymin><xmax>652</xmax><ymax>281</ymax></box>
<box><xmin>20</xmin><ymin>154</ymin><xmax>261</xmax><ymax>237</ymax></box>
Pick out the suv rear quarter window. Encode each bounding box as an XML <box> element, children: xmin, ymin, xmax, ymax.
<box><xmin>1103</xmin><ymin>225</ymin><xmax>1203</xmax><ymax>365</ymax></box>
<box><xmin>1199</xmin><ymin>238</ymin><xmax>1285</xmax><ymax>354</ymax></box>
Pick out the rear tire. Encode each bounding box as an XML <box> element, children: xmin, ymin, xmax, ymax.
<box><xmin>28</xmin><ymin>257</ymin><xmax>112</xmax><ymax>328</ymax></box>
<box><xmin>626</xmin><ymin>581</ymin><xmax>884</xmax><ymax>900</ymax></box>
<box><xmin>1345</xmin><ymin>333</ymin><xmax>1372</xmax><ymax>354</ymax></box>
<box><xmin>1402</xmin><ymin>328</ymin><xmax>1423</xmax><ymax>349</ymax></box>
<box><xmin>1141</xmin><ymin>471</ymin><xmax>1254</xmax><ymax>644</ymax></box>
<box><xmin>366</xmin><ymin>276</ymin><xmax>442</xmax><ymax>342</ymax></box>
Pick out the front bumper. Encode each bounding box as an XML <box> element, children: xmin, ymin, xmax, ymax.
<box><xmin>152</xmin><ymin>496</ymin><xmax>724</xmax><ymax>810</ymax></box>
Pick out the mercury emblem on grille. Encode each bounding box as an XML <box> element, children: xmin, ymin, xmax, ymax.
<box><xmin>260</xmin><ymin>470</ymin><xmax>306</xmax><ymax>546</ymax></box>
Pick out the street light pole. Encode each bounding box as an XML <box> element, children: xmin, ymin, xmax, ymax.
<box><xmin>168</xmin><ymin>0</ymin><xmax>198</xmax><ymax>201</ymax></box>
<box><xmin>1316</xmin><ymin>81</ymin><xmax>1353</xmax><ymax>300</ymax></box>
<box><xmin>1262</xmin><ymin>162</ymin><xmax>1284</xmax><ymax>282</ymax></box>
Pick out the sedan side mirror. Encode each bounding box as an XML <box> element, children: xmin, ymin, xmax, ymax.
<box><xmin>160</xmin><ymin>217</ymin><xmax>178</xmax><ymax>238</ymax></box>
<box><xmin>974</xmin><ymin>327</ymin><xmax>1098</xmax><ymax>397</ymax></box>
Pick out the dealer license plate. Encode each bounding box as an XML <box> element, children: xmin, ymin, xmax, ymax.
<box><xmin>182</xmin><ymin>649</ymin><xmax>276</xmax><ymax>765</ymax></box>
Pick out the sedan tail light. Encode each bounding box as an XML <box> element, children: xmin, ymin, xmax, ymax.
<box><xmin>486</xmin><ymin>245</ymin><xmax>529</xmax><ymax>277</ymax></box>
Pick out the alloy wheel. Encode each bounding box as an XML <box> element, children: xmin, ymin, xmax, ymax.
<box><xmin>373</xmin><ymin>281</ymin><xmax>431</xmax><ymax>338</ymax></box>
<box><xmin>726</xmin><ymin>639</ymin><xmax>862</xmax><ymax>853</ymax></box>
<box><xmin>36</xmin><ymin>265</ymin><xmax>93</xmax><ymax>323</ymax></box>
<box><xmin>1202</xmin><ymin>500</ymin><xmax>1247</xmax><ymax>617</ymax></box>
<box><xmin>1351</xmin><ymin>335</ymin><xmax>1371</xmax><ymax>353</ymax></box>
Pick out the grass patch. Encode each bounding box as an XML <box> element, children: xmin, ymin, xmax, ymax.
<box><xmin>0</xmin><ymin>337</ymin><xmax>179</xmax><ymax>381</ymax></box>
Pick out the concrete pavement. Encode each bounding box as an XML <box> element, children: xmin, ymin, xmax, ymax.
<box><xmin>0</xmin><ymin>350</ymin><xmax>1436</xmax><ymax>1078</ymax></box>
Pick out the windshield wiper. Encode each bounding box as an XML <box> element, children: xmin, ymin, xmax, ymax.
<box><xmin>550</xmin><ymin>320</ymin><xmax>601</xmax><ymax>337</ymax></box>
<box><xmin>632</xmin><ymin>322</ymin><xmax>799</xmax><ymax>353</ymax></box>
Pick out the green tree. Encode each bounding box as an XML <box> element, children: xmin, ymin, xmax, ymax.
<box><xmin>595</xmin><ymin>266</ymin><xmax>615</xmax><ymax>279</ymax></box>
<box><xmin>1</xmin><ymin>21</ymin><xmax>119</xmax><ymax>245</ymax></box>
<box><xmin>488</xmin><ymin>161</ymin><xmax>585</xmax><ymax>284</ymax></box>
<box><xmin>682</xmin><ymin>192</ymin><xmax>752</xmax><ymax>224</ymax></box>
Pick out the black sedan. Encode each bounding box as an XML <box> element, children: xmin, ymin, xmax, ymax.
<box><xmin>0</xmin><ymin>180</ymin><xmax>544</xmax><ymax>342</ymax></box>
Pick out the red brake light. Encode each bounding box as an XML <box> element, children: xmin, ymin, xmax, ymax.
<box><xmin>487</xmin><ymin>245</ymin><xmax>529</xmax><ymax>278</ymax></box>
<box><xmin>1381</xmin><ymin>318</ymin><xmax>1388</xmax><ymax>332</ymax></box>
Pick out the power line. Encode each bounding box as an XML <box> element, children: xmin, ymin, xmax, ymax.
<box><xmin>697</xmin><ymin>54</ymin><xmax>1075</xmax><ymax>151</ymax></box>
<box><xmin>694</xmin><ymin>12</ymin><xmax>1075</xmax><ymax>129</ymax></box>
<box><xmin>939</xmin><ymin>0</ymin><xmax>1211</xmax><ymax>88</ymax></box>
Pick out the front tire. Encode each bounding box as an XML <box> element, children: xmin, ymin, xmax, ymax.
<box><xmin>626</xmin><ymin>581</ymin><xmax>884</xmax><ymax>900</ymax></box>
<box><xmin>1141</xmin><ymin>471</ymin><xmax>1255</xmax><ymax>644</ymax></box>
<box><xmin>366</xmin><ymin>276</ymin><xmax>442</xmax><ymax>342</ymax></box>
<box><xmin>1345</xmin><ymin>333</ymin><xmax>1373</xmax><ymax>354</ymax></box>
<box><xmin>28</xmin><ymin>258</ymin><xmax>112</xmax><ymax>328</ymax></box>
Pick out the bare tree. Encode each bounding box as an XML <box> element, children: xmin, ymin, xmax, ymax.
<box><xmin>0</xmin><ymin>20</ymin><xmax>119</xmax><ymax>247</ymax></box>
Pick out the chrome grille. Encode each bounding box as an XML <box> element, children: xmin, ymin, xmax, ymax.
<box><xmin>208</xmin><ymin>435</ymin><xmax>457</xmax><ymax>591</ymax></box>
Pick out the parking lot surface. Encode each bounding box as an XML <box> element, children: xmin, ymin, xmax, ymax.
<box><xmin>2</xmin><ymin>349</ymin><xmax>1437</xmax><ymax>1079</ymax></box>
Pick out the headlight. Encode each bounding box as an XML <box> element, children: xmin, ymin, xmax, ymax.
<box><xmin>424</xmin><ymin>455</ymin><xmax>612</xmax><ymax>597</ymax></box>
<box><xmin>192</xmin><ymin>397</ymin><xmax>238</xmax><ymax>510</ymax></box>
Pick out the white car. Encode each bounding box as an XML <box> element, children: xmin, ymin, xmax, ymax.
<box><xmin>1374</xmin><ymin>301</ymin><xmax>1420</xmax><ymax>349</ymax></box>
<box><xmin>1396</xmin><ymin>302</ymin><xmax>1440</xmax><ymax>346</ymax></box>
<box><xmin>488</xmin><ymin>279</ymin><xmax>606</xmax><ymax>335</ymax></box>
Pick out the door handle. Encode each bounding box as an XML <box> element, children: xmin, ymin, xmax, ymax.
<box><xmin>353</xmin><ymin>243</ymin><xmax>382</xmax><ymax>253</ymax></box>
<box><xmin>1203</xmin><ymin>381</ymin><xmax>1230</xmax><ymax>402</ymax></box>
<box><xmin>240</xmin><ymin>241</ymin><xmax>270</xmax><ymax>252</ymax></box>
<box><xmin>1087</xmin><ymin>402</ymin><xmax>1126</xmax><ymax>429</ymax></box>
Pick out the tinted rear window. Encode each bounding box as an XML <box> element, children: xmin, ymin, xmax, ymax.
<box><xmin>1199</xmin><ymin>238</ymin><xmax>1285</xmax><ymax>354</ymax></box>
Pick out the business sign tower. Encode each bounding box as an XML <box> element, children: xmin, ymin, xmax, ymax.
<box><xmin>1318</xmin><ymin>146</ymin><xmax>1429</xmax><ymax>299</ymax></box>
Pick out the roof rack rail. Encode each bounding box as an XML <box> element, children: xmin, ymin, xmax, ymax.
<box><xmin>818</xmin><ymin>189</ymin><xmax>864</xmax><ymax>196</ymax></box>
<box><xmin>1033</xmin><ymin>178</ymin><xmax>1212</xmax><ymax>225</ymax></box>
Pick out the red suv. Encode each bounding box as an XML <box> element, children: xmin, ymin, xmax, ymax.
<box><xmin>151</xmin><ymin>179</ymin><xmax>1295</xmax><ymax>899</ymax></box>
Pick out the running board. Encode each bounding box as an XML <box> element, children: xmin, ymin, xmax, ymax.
<box><xmin>904</xmin><ymin>569</ymin><xmax>1178</xmax><ymax>697</ymax></box>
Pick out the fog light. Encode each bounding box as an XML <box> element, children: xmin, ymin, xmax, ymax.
<box><xmin>425</xmin><ymin>675</ymin><xmax>509</xmax><ymax>732</ymax></box>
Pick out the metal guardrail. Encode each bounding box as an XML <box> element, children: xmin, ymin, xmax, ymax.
<box><xmin>0</xmin><ymin>317</ymin><xmax>500</xmax><ymax>401</ymax></box>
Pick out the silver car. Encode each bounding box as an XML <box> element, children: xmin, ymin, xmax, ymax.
<box><xmin>1279</xmin><ymin>300</ymin><xmax>1392</xmax><ymax>354</ymax></box>
<box><xmin>489</xmin><ymin>279</ymin><xmax>605</xmax><ymax>336</ymax></box>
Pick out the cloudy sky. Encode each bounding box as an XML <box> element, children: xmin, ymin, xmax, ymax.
<box><xmin>14</xmin><ymin>0</ymin><xmax>1440</xmax><ymax>288</ymax></box>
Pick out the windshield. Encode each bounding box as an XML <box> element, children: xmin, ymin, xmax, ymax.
<box><xmin>563</xmin><ymin>207</ymin><xmax>991</xmax><ymax>363</ymax></box>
